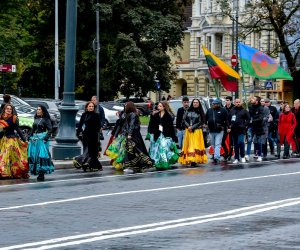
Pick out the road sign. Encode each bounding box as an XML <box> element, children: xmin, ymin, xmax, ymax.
<box><xmin>155</xmin><ymin>80</ymin><xmax>160</xmax><ymax>90</ymax></box>
<box><xmin>265</xmin><ymin>80</ymin><xmax>273</xmax><ymax>89</ymax></box>
<box><xmin>0</xmin><ymin>64</ymin><xmax>16</xmax><ymax>72</ymax></box>
<box><xmin>231</xmin><ymin>54</ymin><xmax>237</xmax><ymax>67</ymax></box>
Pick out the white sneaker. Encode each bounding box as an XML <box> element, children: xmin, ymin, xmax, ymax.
<box><xmin>233</xmin><ymin>159</ymin><xmax>239</xmax><ymax>164</ymax></box>
<box><xmin>245</xmin><ymin>155</ymin><xmax>250</xmax><ymax>161</ymax></box>
<box><xmin>257</xmin><ymin>156</ymin><xmax>262</xmax><ymax>162</ymax></box>
<box><xmin>241</xmin><ymin>157</ymin><xmax>246</xmax><ymax>163</ymax></box>
<box><xmin>123</xmin><ymin>168</ymin><xmax>134</xmax><ymax>174</ymax></box>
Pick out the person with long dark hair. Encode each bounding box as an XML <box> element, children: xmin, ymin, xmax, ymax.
<box><xmin>148</xmin><ymin>101</ymin><xmax>179</xmax><ymax>169</ymax></box>
<box><xmin>73</xmin><ymin>101</ymin><xmax>102</xmax><ymax>171</ymax></box>
<box><xmin>0</xmin><ymin>104</ymin><xmax>29</xmax><ymax>179</ymax></box>
<box><xmin>28</xmin><ymin>105</ymin><xmax>54</xmax><ymax>181</ymax></box>
<box><xmin>179</xmin><ymin>98</ymin><xmax>208</xmax><ymax>166</ymax></box>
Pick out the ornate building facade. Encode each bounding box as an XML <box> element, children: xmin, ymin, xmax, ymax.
<box><xmin>163</xmin><ymin>0</ymin><xmax>290</xmax><ymax>102</ymax></box>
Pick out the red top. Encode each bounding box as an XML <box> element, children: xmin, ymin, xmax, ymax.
<box><xmin>278</xmin><ymin>111</ymin><xmax>297</xmax><ymax>145</ymax></box>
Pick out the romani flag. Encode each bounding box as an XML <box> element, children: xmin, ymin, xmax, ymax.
<box><xmin>238</xmin><ymin>42</ymin><xmax>293</xmax><ymax>80</ymax></box>
<box><xmin>202</xmin><ymin>45</ymin><xmax>240</xmax><ymax>92</ymax></box>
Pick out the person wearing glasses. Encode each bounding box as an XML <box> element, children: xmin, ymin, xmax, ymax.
<box><xmin>28</xmin><ymin>105</ymin><xmax>54</xmax><ymax>181</ymax></box>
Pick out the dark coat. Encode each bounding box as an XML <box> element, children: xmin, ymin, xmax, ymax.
<box><xmin>228</xmin><ymin>106</ymin><xmax>250</xmax><ymax>134</ymax></box>
<box><xmin>206</xmin><ymin>107</ymin><xmax>228</xmax><ymax>133</ymax></box>
<box><xmin>148</xmin><ymin>111</ymin><xmax>177</xmax><ymax>142</ymax></box>
<box><xmin>176</xmin><ymin>107</ymin><xmax>188</xmax><ymax>130</ymax></box>
<box><xmin>249</xmin><ymin>104</ymin><xmax>265</xmax><ymax>135</ymax></box>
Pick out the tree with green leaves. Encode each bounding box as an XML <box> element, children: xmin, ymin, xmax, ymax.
<box><xmin>218</xmin><ymin>0</ymin><xmax>300</xmax><ymax>99</ymax></box>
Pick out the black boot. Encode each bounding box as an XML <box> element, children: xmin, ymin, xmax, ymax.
<box><xmin>37</xmin><ymin>173</ymin><xmax>45</xmax><ymax>181</ymax></box>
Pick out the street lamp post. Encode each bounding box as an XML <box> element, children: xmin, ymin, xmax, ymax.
<box><xmin>52</xmin><ymin>0</ymin><xmax>81</xmax><ymax>159</ymax></box>
<box><xmin>95</xmin><ymin>1</ymin><xmax>100</xmax><ymax>102</ymax></box>
<box><xmin>234</xmin><ymin>0</ymin><xmax>239</xmax><ymax>98</ymax></box>
<box><xmin>54</xmin><ymin>0</ymin><xmax>60</xmax><ymax>100</ymax></box>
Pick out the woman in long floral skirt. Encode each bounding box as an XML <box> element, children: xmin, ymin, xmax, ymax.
<box><xmin>178</xmin><ymin>99</ymin><xmax>208</xmax><ymax>166</ymax></box>
<box><xmin>28</xmin><ymin>105</ymin><xmax>54</xmax><ymax>181</ymax></box>
<box><xmin>106</xmin><ymin>101</ymin><xmax>153</xmax><ymax>174</ymax></box>
<box><xmin>0</xmin><ymin>104</ymin><xmax>29</xmax><ymax>179</ymax></box>
<box><xmin>148</xmin><ymin>101</ymin><xmax>179</xmax><ymax>170</ymax></box>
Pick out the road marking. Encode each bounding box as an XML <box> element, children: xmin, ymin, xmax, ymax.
<box><xmin>2</xmin><ymin>197</ymin><xmax>300</xmax><ymax>250</ymax></box>
<box><xmin>1</xmin><ymin>171</ymin><xmax>300</xmax><ymax>211</ymax></box>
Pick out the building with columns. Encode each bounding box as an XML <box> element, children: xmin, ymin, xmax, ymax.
<box><xmin>159</xmin><ymin>0</ymin><xmax>291</xmax><ymax>103</ymax></box>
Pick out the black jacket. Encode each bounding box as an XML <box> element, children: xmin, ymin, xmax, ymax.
<box><xmin>228</xmin><ymin>106</ymin><xmax>250</xmax><ymax>134</ymax></box>
<box><xmin>206</xmin><ymin>107</ymin><xmax>228</xmax><ymax>132</ymax></box>
<box><xmin>30</xmin><ymin>117</ymin><xmax>52</xmax><ymax>141</ymax></box>
<box><xmin>249</xmin><ymin>104</ymin><xmax>265</xmax><ymax>135</ymax></box>
<box><xmin>148</xmin><ymin>111</ymin><xmax>177</xmax><ymax>142</ymax></box>
<box><xmin>176</xmin><ymin>107</ymin><xmax>188</xmax><ymax>130</ymax></box>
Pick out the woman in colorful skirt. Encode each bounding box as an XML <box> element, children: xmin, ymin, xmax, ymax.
<box><xmin>0</xmin><ymin>104</ymin><xmax>29</xmax><ymax>179</ymax></box>
<box><xmin>148</xmin><ymin>101</ymin><xmax>179</xmax><ymax>169</ymax></box>
<box><xmin>28</xmin><ymin>105</ymin><xmax>54</xmax><ymax>181</ymax></box>
<box><xmin>178</xmin><ymin>98</ymin><xmax>208</xmax><ymax>166</ymax></box>
<box><xmin>106</xmin><ymin>101</ymin><xmax>153</xmax><ymax>174</ymax></box>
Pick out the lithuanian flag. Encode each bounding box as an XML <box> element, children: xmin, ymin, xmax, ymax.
<box><xmin>238</xmin><ymin>42</ymin><xmax>293</xmax><ymax>80</ymax></box>
<box><xmin>202</xmin><ymin>45</ymin><xmax>240</xmax><ymax>92</ymax></box>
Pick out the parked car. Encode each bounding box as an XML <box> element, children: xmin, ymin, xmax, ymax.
<box><xmin>15</xmin><ymin>104</ymin><xmax>59</xmax><ymax>138</ymax></box>
<box><xmin>75</xmin><ymin>101</ymin><xmax>119</xmax><ymax>129</ymax></box>
<box><xmin>114</xmin><ymin>97</ymin><xmax>153</xmax><ymax>116</ymax></box>
<box><xmin>168</xmin><ymin>97</ymin><xmax>208</xmax><ymax>125</ymax></box>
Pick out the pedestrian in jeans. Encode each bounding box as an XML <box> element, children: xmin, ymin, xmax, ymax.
<box><xmin>227</xmin><ymin>99</ymin><xmax>250</xmax><ymax>164</ymax></box>
<box><xmin>206</xmin><ymin>99</ymin><xmax>228</xmax><ymax>164</ymax></box>
<box><xmin>248</xmin><ymin>96</ymin><xmax>265</xmax><ymax>162</ymax></box>
<box><xmin>176</xmin><ymin>96</ymin><xmax>190</xmax><ymax>149</ymax></box>
<box><xmin>263</xmin><ymin>99</ymin><xmax>279</xmax><ymax>156</ymax></box>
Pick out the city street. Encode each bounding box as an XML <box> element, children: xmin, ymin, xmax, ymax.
<box><xmin>1</xmin><ymin>154</ymin><xmax>300</xmax><ymax>249</ymax></box>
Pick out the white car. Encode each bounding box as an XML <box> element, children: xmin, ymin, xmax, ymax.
<box><xmin>102</xmin><ymin>106</ymin><xmax>119</xmax><ymax>129</ymax></box>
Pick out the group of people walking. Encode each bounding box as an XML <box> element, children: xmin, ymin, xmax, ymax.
<box><xmin>1</xmin><ymin>93</ymin><xmax>298</xmax><ymax>180</ymax></box>
<box><xmin>105</xmin><ymin>95</ymin><xmax>300</xmax><ymax>174</ymax></box>
<box><xmin>0</xmin><ymin>95</ymin><xmax>54</xmax><ymax>181</ymax></box>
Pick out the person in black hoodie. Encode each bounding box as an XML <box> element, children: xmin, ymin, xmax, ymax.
<box><xmin>227</xmin><ymin>99</ymin><xmax>250</xmax><ymax>164</ymax></box>
<box><xmin>73</xmin><ymin>101</ymin><xmax>102</xmax><ymax>172</ymax></box>
<box><xmin>205</xmin><ymin>99</ymin><xmax>228</xmax><ymax>164</ymax></box>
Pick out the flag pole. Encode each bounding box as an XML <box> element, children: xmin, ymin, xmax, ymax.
<box><xmin>212</xmin><ymin>79</ymin><xmax>219</xmax><ymax>98</ymax></box>
<box><xmin>241</xmin><ymin>70</ymin><xmax>248</xmax><ymax>109</ymax></box>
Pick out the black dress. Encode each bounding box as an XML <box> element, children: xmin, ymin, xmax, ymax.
<box><xmin>74</xmin><ymin>111</ymin><xmax>102</xmax><ymax>171</ymax></box>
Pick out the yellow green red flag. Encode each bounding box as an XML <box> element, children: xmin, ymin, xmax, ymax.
<box><xmin>202</xmin><ymin>45</ymin><xmax>240</xmax><ymax>92</ymax></box>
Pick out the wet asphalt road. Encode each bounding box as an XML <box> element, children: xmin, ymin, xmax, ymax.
<box><xmin>1</xmin><ymin>156</ymin><xmax>300</xmax><ymax>250</ymax></box>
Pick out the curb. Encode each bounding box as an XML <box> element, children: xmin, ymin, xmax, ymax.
<box><xmin>53</xmin><ymin>157</ymin><xmax>112</xmax><ymax>170</ymax></box>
